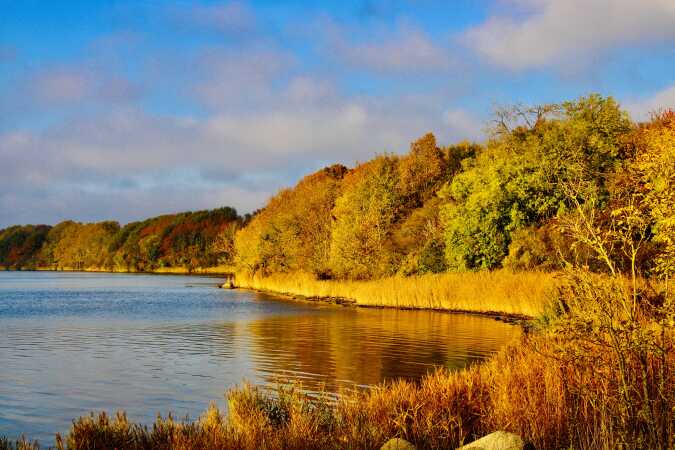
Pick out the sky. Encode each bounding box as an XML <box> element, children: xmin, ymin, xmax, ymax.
<box><xmin>1</xmin><ymin>0</ymin><xmax>674</xmax><ymax>227</ymax></box>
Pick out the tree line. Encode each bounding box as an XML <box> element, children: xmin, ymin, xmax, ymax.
<box><xmin>0</xmin><ymin>207</ymin><xmax>242</xmax><ymax>271</ymax></box>
<box><xmin>2</xmin><ymin>94</ymin><xmax>672</xmax><ymax>279</ymax></box>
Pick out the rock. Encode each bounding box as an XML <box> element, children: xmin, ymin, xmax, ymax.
<box><xmin>220</xmin><ymin>276</ymin><xmax>235</xmax><ymax>289</ymax></box>
<box><xmin>458</xmin><ymin>431</ymin><xmax>531</xmax><ymax>450</ymax></box>
<box><xmin>380</xmin><ymin>437</ymin><xmax>416</xmax><ymax>450</ymax></box>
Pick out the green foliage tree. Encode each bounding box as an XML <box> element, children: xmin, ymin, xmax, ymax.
<box><xmin>440</xmin><ymin>94</ymin><xmax>632</xmax><ymax>270</ymax></box>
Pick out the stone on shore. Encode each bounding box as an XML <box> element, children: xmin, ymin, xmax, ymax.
<box><xmin>220</xmin><ymin>278</ymin><xmax>235</xmax><ymax>289</ymax></box>
<box><xmin>458</xmin><ymin>431</ymin><xmax>531</xmax><ymax>450</ymax></box>
<box><xmin>380</xmin><ymin>437</ymin><xmax>416</xmax><ymax>450</ymax></box>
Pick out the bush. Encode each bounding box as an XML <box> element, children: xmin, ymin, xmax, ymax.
<box><xmin>503</xmin><ymin>225</ymin><xmax>574</xmax><ymax>272</ymax></box>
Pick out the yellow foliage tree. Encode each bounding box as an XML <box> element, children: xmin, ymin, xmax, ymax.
<box><xmin>329</xmin><ymin>156</ymin><xmax>401</xmax><ymax>279</ymax></box>
<box><xmin>397</xmin><ymin>133</ymin><xmax>447</xmax><ymax>207</ymax></box>
<box><xmin>633</xmin><ymin>110</ymin><xmax>675</xmax><ymax>277</ymax></box>
<box><xmin>235</xmin><ymin>165</ymin><xmax>347</xmax><ymax>275</ymax></box>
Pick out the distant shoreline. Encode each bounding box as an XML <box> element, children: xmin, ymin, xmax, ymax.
<box><xmin>0</xmin><ymin>266</ymin><xmax>233</xmax><ymax>276</ymax></box>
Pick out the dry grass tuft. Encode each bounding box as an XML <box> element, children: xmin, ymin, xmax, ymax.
<box><xmin>0</xmin><ymin>437</ymin><xmax>39</xmax><ymax>450</ymax></box>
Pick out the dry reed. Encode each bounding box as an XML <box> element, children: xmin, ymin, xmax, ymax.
<box><xmin>234</xmin><ymin>270</ymin><xmax>558</xmax><ymax>317</ymax></box>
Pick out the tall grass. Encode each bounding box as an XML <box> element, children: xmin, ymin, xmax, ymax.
<box><xmin>234</xmin><ymin>270</ymin><xmax>557</xmax><ymax>317</ymax></box>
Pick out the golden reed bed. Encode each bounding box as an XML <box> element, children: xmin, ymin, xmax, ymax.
<box><xmin>233</xmin><ymin>270</ymin><xmax>558</xmax><ymax>317</ymax></box>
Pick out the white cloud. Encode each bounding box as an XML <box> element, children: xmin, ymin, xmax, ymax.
<box><xmin>204</xmin><ymin>104</ymin><xmax>371</xmax><ymax>157</ymax></box>
<box><xmin>0</xmin><ymin>98</ymin><xmax>445</xmax><ymax>179</ymax></box>
<box><xmin>284</xmin><ymin>77</ymin><xmax>336</xmax><ymax>104</ymax></box>
<box><xmin>327</xmin><ymin>23</ymin><xmax>452</xmax><ymax>74</ymax></box>
<box><xmin>193</xmin><ymin>48</ymin><xmax>293</xmax><ymax>109</ymax></box>
<box><xmin>443</xmin><ymin>109</ymin><xmax>484</xmax><ymax>141</ymax></box>
<box><xmin>624</xmin><ymin>84</ymin><xmax>675</xmax><ymax>122</ymax></box>
<box><xmin>169</xmin><ymin>1</ymin><xmax>255</xmax><ymax>34</ymax></box>
<box><xmin>32</xmin><ymin>69</ymin><xmax>94</xmax><ymax>104</ymax></box>
<box><xmin>18</xmin><ymin>66</ymin><xmax>142</xmax><ymax>108</ymax></box>
<box><xmin>0</xmin><ymin>89</ymin><xmax>479</xmax><ymax>226</ymax></box>
<box><xmin>464</xmin><ymin>0</ymin><xmax>675</xmax><ymax>70</ymax></box>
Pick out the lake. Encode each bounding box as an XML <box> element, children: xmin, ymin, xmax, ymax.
<box><xmin>0</xmin><ymin>271</ymin><xmax>520</xmax><ymax>443</ymax></box>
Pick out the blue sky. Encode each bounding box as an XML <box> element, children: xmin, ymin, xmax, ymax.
<box><xmin>1</xmin><ymin>0</ymin><xmax>674</xmax><ymax>227</ymax></box>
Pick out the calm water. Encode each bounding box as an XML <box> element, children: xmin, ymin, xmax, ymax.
<box><xmin>0</xmin><ymin>271</ymin><xmax>520</xmax><ymax>443</ymax></box>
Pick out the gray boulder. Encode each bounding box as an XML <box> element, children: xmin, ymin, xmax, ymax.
<box><xmin>458</xmin><ymin>431</ymin><xmax>531</xmax><ymax>450</ymax></box>
<box><xmin>380</xmin><ymin>437</ymin><xmax>416</xmax><ymax>450</ymax></box>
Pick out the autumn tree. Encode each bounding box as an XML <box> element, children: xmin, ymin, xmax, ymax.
<box><xmin>398</xmin><ymin>133</ymin><xmax>447</xmax><ymax>207</ymax></box>
<box><xmin>235</xmin><ymin>165</ymin><xmax>348</xmax><ymax>275</ymax></box>
<box><xmin>329</xmin><ymin>156</ymin><xmax>401</xmax><ymax>279</ymax></box>
<box><xmin>631</xmin><ymin>110</ymin><xmax>675</xmax><ymax>278</ymax></box>
<box><xmin>440</xmin><ymin>94</ymin><xmax>632</xmax><ymax>270</ymax></box>
<box><xmin>549</xmin><ymin>114</ymin><xmax>675</xmax><ymax>447</ymax></box>
<box><xmin>0</xmin><ymin>225</ymin><xmax>51</xmax><ymax>268</ymax></box>
<box><xmin>39</xmin><ymin>221</ymin><xmax>120</xmax><ymax>270</ymax></box>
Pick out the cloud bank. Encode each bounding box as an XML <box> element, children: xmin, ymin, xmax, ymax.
<box><xmin>464</xmin><ymin>0</ymin><xmax>675</xmax><ymax>70</ymax></box>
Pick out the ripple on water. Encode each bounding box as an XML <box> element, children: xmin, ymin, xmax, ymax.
<box><xmin>0</xmin><ymin>271</ymin><xmax>520</xmax><ymax>443</ymax></box>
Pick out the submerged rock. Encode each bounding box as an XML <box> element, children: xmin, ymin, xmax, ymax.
<box><xmin>381</xmin><ymin>437</ymin><xmax>416</xmax><ymax>450</ymax></box>
<box><xmin>458</xmin><ymin>431</ymin><xmax>531</xmax><ymax>450</ymax></box>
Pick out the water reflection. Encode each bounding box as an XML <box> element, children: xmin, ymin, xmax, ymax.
<box><xmin>246</xmin><ymin>298</ymin><xmax>520</xmax><ymax>391</ymax></box>
<box><xmin>0</xmin><ymin>272</ymin><xmax>519</xmax><ymax>443</ymax></box>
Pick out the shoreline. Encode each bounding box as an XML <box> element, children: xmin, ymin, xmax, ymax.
<box><xmin>232</xmin><ymin>284</ymin><xmax>531</xmax><ymax>323</ymax></box>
